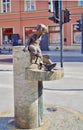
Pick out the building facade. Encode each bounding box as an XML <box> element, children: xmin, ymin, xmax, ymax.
<box><xmin>0</xmin><ymin>0</ymin><xmax>83</xmax><ymax>48</ymax></box>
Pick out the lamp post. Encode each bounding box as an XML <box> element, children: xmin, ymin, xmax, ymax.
<box><xmin>59</xmin><ymin>0</ymin><xmax>63</xmax><ymax>67</ymax></box>
<box><xmin>81</xmin><ymin>14</ymin><xmax>83</xmax><ymax>53</ymax></box>
<box><xmin>48</xmin><ymin>0</ymin><xmax>63</xmax><ymax>67</ymax></box>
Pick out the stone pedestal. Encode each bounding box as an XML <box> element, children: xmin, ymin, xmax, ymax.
<box><xmin>8</xmin><ymin>46</ymin><xmax>64</xmax><ymax>130</ymax></box>
<box><xmin>13</xmin><ymin>46</ymin><xmax>40</xmax><ymax>129</ymax></box>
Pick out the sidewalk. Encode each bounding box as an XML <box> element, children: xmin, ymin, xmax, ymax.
<box><xmin>49</xmin><ymin>44</ymin><xmax>81</xmax><ymax>52</ymax></box>
<box><xmin>43</xmin><ymin>49</ymin><xmax>83</xmax><ymax>57</ymax></box>
<box><xmin>47</xmin><ymin>44</ymin><xmax>83</xmax><ymax>57</ymax></box>
<box><xmin>42</xmin><ymin>50</ymin><xmax>83</xmax><ymax>62</ymax></box>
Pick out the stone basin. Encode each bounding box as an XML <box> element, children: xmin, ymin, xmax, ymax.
<box><xmin>25</xmin><ymin>64</ymin><xmax>64</xmax><ymax>81</ymax></box>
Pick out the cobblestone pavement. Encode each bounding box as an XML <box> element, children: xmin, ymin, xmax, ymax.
<box><xmin>44</xmin><ymin>105</ymin><xmax>83</xmax><ymax>130</ymax></box>
<box><xmin>0</xmin><ymin>105</ymin><xmax>83</xmax><ymax>130</ymax></box>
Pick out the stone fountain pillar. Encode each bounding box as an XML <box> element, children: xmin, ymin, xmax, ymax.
<box><xmin>8</xmin><ymin>46</ymin><xmax>64</xmax><ymax>130</ymax></box>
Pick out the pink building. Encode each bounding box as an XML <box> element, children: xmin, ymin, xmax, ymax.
<box><xmin>0</xmin><ymin>0</ymin><xmax>83</xmax><ymax>47</ymax></box>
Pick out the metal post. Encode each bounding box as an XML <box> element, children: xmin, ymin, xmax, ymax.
<box><xmin>81</xmin><ymin>14</ymin><xmax>83</xmax><ymax>53</ymax></box>
<box><xmin>59</xmin><ymin>0</ymin><xmax>63</xmax><ymax>67</ymax></box>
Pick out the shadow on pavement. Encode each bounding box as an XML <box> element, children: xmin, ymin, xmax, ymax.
<box><xmin>0</xmin><ymin>117</ymin><xmax>12</xmax><ymax>130</ymax></box>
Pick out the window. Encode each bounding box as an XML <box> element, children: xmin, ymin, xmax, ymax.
<box><xmin>79</xmin><ymin>1</ymin><xmax>83</xmax><ymax>6</ymax></box>
<box><xmin>25</xmin><ymin>0</ymin><xmax>36</xmax><ymax>11</ymax></box>
<box><xmin>2</xmin><ymin>0</ymin><xmax>11</xmax><ymax>13</ymax></box>
<box><xmin>48</xmin><ymin>26</ymin><xmax>60</xmax><ymax>44</ymax></box>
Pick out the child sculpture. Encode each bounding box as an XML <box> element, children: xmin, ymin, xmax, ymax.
<box><xmin>23</xmin><ymin>24</ymin><xmax>56</xmax><ymax>71</ymax></box>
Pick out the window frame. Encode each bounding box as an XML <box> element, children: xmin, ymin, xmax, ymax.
<box><xmin>78</xmin><ymin>0</ymin><xmax>83</xmax><ymax>6</ymax></box>
<box><xmin>24</xmin><ymin>0</ymin><xmax>36</xmax><ymax>12</ymax></box>
<box><xmin>1</xmin><ymin>0</ymin><xmax>11</xmax><ymax>13</ymax></box>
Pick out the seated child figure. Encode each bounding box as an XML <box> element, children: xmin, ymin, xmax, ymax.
<box><xmin>23</xmin><ymin>24</ymin><xmax>56</xmax><ymax>70</ymax></box>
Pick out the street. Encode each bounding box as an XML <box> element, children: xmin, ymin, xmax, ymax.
<box><xmin>0</xmin><ymin>50</ymin><xmax>83</xmax><ymax>117</ymax></box>
<box><xmin>43</xmin><ymin>62</ymin><xmax>83</xmax><ymax>113</ymax></box>
<box><xmin>0</xmin><ymin>64</ymin><xmax>14</xmax><ymax>117</ymax></box>
<box><xmin>43</xmin><ymin>50</ymin><xmax>83</xmax><ymax>113</ymax></box>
